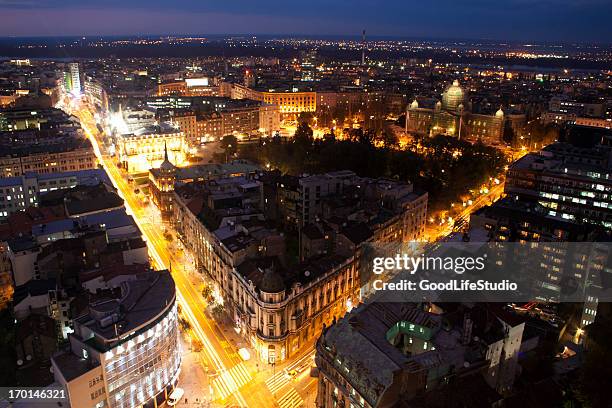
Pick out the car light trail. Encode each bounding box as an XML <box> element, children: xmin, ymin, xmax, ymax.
<box><xmin>76</xmin><ymin>105</ymin><xmax>249</xmax><ymax>407</ymax></box>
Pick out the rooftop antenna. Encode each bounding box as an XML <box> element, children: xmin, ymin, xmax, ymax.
<box><xmin>361</xmin><ymin>29</ymin><xmax>366</xmax><ymax>66</ymax></box>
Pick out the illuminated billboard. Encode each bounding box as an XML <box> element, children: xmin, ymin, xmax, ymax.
<box><xmin>185</xmin><ymin>77</ymin><xmax>209</xmax><ymax>87</ymax></box>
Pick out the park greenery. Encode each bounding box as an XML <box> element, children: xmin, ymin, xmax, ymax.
<box><xmin>234</xmin><ymin>122</ymin><xmax>507</xmax><ymax>212</ymax></box>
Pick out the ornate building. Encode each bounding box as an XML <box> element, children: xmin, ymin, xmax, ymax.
<box><xmin>171</xmin><ymin>176</ymin><xmax>360</xmax><ymax>363</ymax></box>
<box><xmin>316</xmin><ymin>302</ymin><xmax>525</xmax><ymax>408</ymax></box>
<box><xmin>114</xmin><ymin>123</ymin><xmax>187</xmax><ymax>173</ymax></box>
<box><xmin>406</xmin><ymin>80</ymin><xmax>505</xmax><ymax>144</ymax></box>
<box><xmin>148</xmin><ymin>143</ymin><xmax>176</xmax><ymax>218</ymax></box>
<box><xmin>149</xmin><ymin>159</ymin><xmax>260</xmax><ymax>220</ymax></box>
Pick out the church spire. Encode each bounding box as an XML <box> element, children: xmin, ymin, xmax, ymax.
<box><xmin>159</xmin><ymin>140</ymin><xmax>175</xmax><ymax>171</ymax></box>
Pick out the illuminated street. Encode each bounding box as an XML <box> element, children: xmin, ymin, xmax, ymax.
<box><xmin>66</xmin><ymin>97</ymin><xmax>316</xmax><ymax>408</ymax></box>
<box><xmin>58</xmin><ymin>91</ymin><xmax>507</xmax><ymax>407</ymax></box>
<box><xmin>1</xmin><ymin>12</ymin><xmax>610</xmax><ymax>407</ymax></box>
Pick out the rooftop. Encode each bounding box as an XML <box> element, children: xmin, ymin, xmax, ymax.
<box><xmin>52</xmin><ymin>351</ymin><xmax>100</xmax><ymax>382</ymax></box>
<box><xmin>73</xmin><ymin>270</ymin><xmax>175</xmax><ymax>352</ymax></box>
<box><xmin>13</xmin><ymin>278</ymin><xmax>56</xmax><ymax>305</ymax></box>
<box><xmin>129</xmin><ymin>122</ymin><xmax>180</xmax><ymax>137</ymax></box>
<box><xmin>318</xmin><ymin>302</ymin><xmax>522</xmax><ymax>406</ymax></box>
<box><xmin>0</xmin><ymin>135</ymin><xmax>92</xmax><ymax>158</ymax></box>
<box><xmin>237</xmin><ymin>253</ymin><xmax>351</xmax><ymax>293</ymax></box>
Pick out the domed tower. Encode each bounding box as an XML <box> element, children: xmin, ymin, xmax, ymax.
<box><xmin>442</xmin><ymin>80</ymin><xmax>465</xmax><ymax>113</ymax></box>
<box><xmin>257</xmin><ymin>265</ymin><xmax>286</xmax><ymax>363</ymax></box>
<box><xmin>151</xmin><ymin>142</ymin><xmax>177</xmax><ymax>220</ymax></box>
<box><xmin>495</xmin><ymin>107</ymin><xmax>505</xmax><ymax>119</ymax></box>
<box><xmin>410</xmin><ymin>99</ymin><xmax>419</xmax><ymax>109</ymax></box>
<box><xmin>259</xmin><ymin>267</ymin><xmax>286</xmax><ymax>300</ymax></box>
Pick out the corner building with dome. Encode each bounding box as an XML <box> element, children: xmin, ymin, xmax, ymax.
<box><xmin>406</xmin><ymin>80</ymin><xmax>506</xmax><ymax>144</ymax></box>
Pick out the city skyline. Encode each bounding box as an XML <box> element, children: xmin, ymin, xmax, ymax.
<box><xmin>0</xmin><ymin>4</ymin><xmax>611</xmax><ymax>406</ymax></box>
<box><xmin>0</xmin><ymin>0</ymin><xmax>612</xmax><ymax>43</ymax></box>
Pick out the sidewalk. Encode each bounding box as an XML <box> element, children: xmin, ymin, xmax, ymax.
<box><xmin>180</xmin><ymin>255</ymin><xmax>316</xmax><ymax>377</ymax></box>
<box><xmin>177</xmin><ymin>330</ymin><xmax>218</xmax><ymax>407</ymax></box>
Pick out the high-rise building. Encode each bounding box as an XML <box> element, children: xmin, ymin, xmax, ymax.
<box><xmin>68</xmin><ymin>62</ymin><xmax>81</xmax><ymax>95</ymax></box>
<box><xmin>84</xmin><ymin>77</ymin><xmax>109</xmax><ymax>111</ymax></box>
<box><xmin>299</xmin><ymin>50</ymin><xmax>317</xmax><ymax>81</ymax></box>
<box><xmin>504</xmin><ymin>125</ymin><xmax>612</xmax><ymax>228</ymax></box>
<box><xmin>466</xmin><ymin>196</ymin><xmax>611</xmax><ymax>341</ymax></box>
<box><xmin>244</xmin><ymin>69</ymin><xmax>255</xmax><ymax>88</ymax></box>
<box><xmin>62</xmin><ymin>71</ymin><xmax>72</xmax><ymax>95</ymax></box>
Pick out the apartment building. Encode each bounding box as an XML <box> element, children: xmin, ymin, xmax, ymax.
<box><xmin>172</xmin><ymin>176</ymin><xmax>360</xmax><ymax>362</ymax></box>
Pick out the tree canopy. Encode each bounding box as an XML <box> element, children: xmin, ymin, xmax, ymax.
<box><xmin>239</xmin><ymin>133</ymin><xmax>506</xmax><ymax>211</ymax></box>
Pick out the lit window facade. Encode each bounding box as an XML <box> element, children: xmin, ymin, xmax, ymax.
<box><xmin>103</xmin><ymin>303</ymin><xmax>181</xmax><ymax>408</ymax></box>
<box><xmin>51</xmin><ymin>271</ymin><xmax>181</xmax><ymax>408</ymax></box>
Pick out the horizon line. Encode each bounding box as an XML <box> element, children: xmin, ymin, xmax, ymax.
<box><xmin>0</xmin><ymin>33</ymin><xmax>611</xmax><ymax>47</ymax></box>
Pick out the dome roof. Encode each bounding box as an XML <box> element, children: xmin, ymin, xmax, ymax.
<box><xmin>410</xmin><ymin>99</ymin><xmax>419</xmax><ymax>109</ymax></box>
<box><xmin>495</xmin><ymin>107</ymin><xmax>504</xmax><ymax>118</ymax></box>
<box><xmin>259</xmin><ymin>268</ymin><xmax>285</xmax><ymax>293</ymax></box>
<box><xmin>442</xmin><ymin>80</ymin><xmax>465</xmax><ymax>112</ymax></box>
<box><xmin>445</xmin><ymin>80</ymin><xmax>464</xmax><ymax>98</ymax></box>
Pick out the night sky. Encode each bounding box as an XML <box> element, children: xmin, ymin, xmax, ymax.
<box><xmin>0</xmin><ymin>0</ymin><xmax>610</xmax><ymax>43</ymax></box>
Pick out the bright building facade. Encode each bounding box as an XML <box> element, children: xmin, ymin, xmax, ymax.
<box><xmin>51</xmin><ymin>271</ymin><xmax>181</xmax><ymax>408</ymax></box>
<box><xmin>114</xmin><ymin>124</ymin><xmax>187</xmax><ymax>173</ymax></box>
<box><xmin>406</xmin><ymin>80</ymin><xmax>505</xmax><ymax>144</ymax></box>
<box><xmin>171</xmin><ymin>176</ymin><xmax>360</xmax><ymax>363</ymax></box>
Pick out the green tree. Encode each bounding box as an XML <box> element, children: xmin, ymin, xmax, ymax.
<box><xmin>201</xmin><ymin>285</ymin><xmax>213</xmax><ymax>302</ymax></box>
<box><xmin>211</xmin><ymin>304</ymin><xmax>226</xmax><ymax>321</ymax></box>
<box><xmin>502</xmin><ymin>122</ymin><xmax>515</xmax><ymax>145</ymax></box>
<box><xmin>359</xmin><ymin>129</ymin><xmax>375</xmax><ymax>146</ymax></box>
<box><xmin>381</xmin><ymin>128</ymin><xmax>399</xmax><ymax>148</ymax></box>
<box><xmin>293</xmin><ymin>122</ymin><xmax>313</xmax><ymax>149</ymax></box>
<box><xmin>297</xmin><ymin>111</ymin><xmax>314</xmax><ymax>124</ymax></box>
<box><xmin>221</xmin><ymin>135</ymin><xmax>238</xmax><ymax>154</ymax></box>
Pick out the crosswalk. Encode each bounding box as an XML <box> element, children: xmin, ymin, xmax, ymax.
<box><xmin>211</xmin><ymin>362</ymin><xmax>252</xmax><ymax>400</ymax></box>
<box><xmin>276</xmin><ymin>388</ymin><xmax>304</xmax><ymax>408</ymax></box>
<box><xmin>265</xmin><ymin>370</ymin><xmax>306</xmax><ymax>408</ymax></box>
<box><xmin>265</xmin><ymin>370</ymin><xmax>291</xmax><ymax>395</ymax></box>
